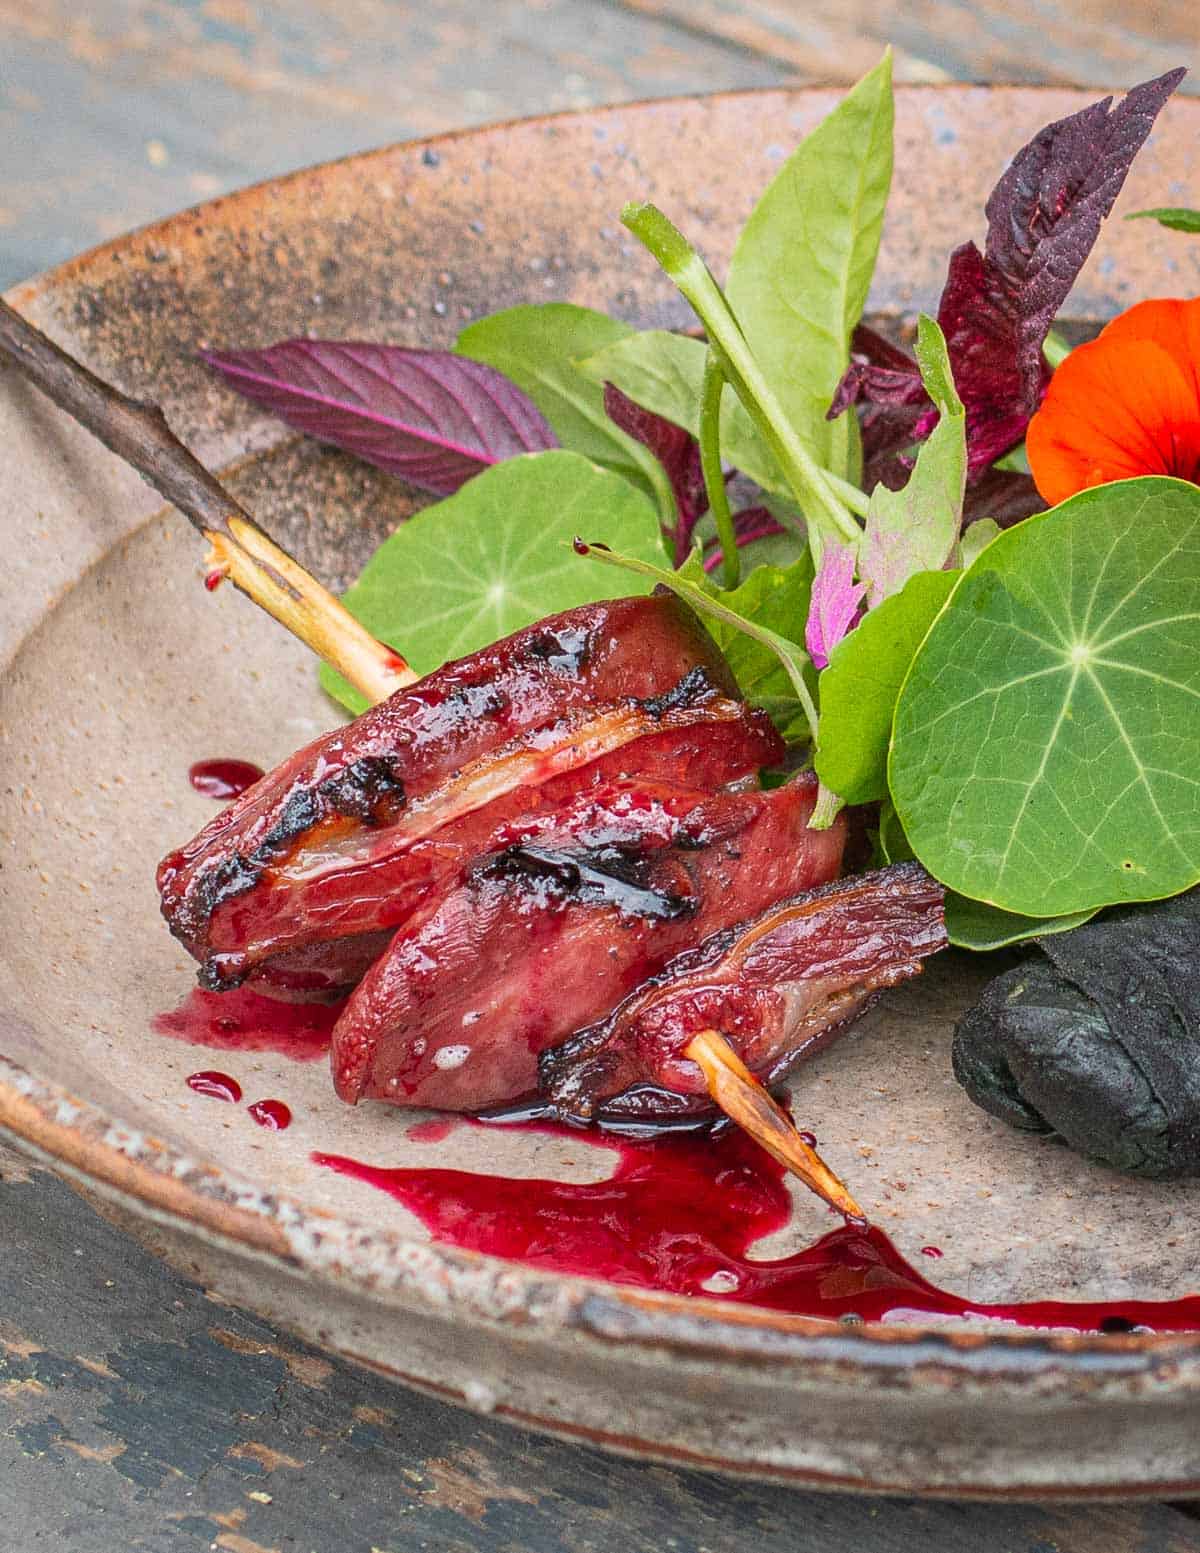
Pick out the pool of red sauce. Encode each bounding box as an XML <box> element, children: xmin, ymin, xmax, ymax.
<box><xmin>153</xmin><ymin>986</ymin><xmax>341</xmax><ymax>1062</ymax></box>
<box><xmin>188</xmin><ymin>758</ymin><xmax>264</xmax><ymax>800</ymax></box>
<box><xmin>314</xmin><ymin>1123</ymin><xmax>1200</xmax><ymax>1333</ymax></box>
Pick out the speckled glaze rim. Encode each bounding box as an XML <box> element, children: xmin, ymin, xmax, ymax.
<box><xmin>4</xmin><ymin>86</ymin><xmax>1200</xmax><ymax>1495</ymax></box>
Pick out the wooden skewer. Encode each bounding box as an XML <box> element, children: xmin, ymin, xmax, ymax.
<box><xmin>1</xmin><ymin>302</ymin><xmax>862</xmax><ymax>1205</ymax></box>
<box><xmin>685</xmin><ymin>1028</ymin><xmax>866</xmax><ymax>1222</ymax></box>
<box><xmin>0</xmin><ymin>297</ymin><xmax>414</xmax><ymax>706</ymax></box>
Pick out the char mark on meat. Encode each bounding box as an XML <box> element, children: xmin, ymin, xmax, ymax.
<box><xmin>475</xmin><ymin>842</ymin><xmax>699</xmax><ymax>922</ymax></box>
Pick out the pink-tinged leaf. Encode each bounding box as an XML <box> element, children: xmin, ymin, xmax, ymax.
<box><xmin>828</xmin><ymin>69</ymin><xmax>1185</xmax><ymax>485</ymax></box>
<box><xmin>201</xmin><ymin>339</ymin><xmax>557</xmax><ymax>497</ymax></box>
<box><xmin>603</xmin><ymin>381</ymin><xmax>707</xmax><ymax>561</ymax></box>
<box><xmin>806</xmin><ymin>542</ymin><xmax>865</xmax><ymax>670</ymax></box>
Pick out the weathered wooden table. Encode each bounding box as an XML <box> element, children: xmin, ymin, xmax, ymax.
<box><xmin>4</xmin><ymin>5</ymin><xmax>1200</xmax><ymax>1548</ymax></box>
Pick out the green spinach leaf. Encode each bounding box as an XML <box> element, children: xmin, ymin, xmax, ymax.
<box><xmin>577</xmin><ymin>330</ymin><xmax>785</xmax><ymax>496</ymax></box>
<box><xmin>815</xmin><ymin>569</ymin><xmax>957</xmax><ymax>804</ymax></box>
<box><xmin>724</xmin><ymin>54</ymin><xmax>893</xmax><ymax>480</ymax></box>
<box><xmin>456</xmin><ymin>304</ymin><xmax>669</xmax><ymax>514</ymax></box>
<box><xmin>859</xmin><ymin>316</ymin><xmax>966</xmax><ymax>605</ymax></box>
<box><xmin>945</xmin><ymin>894</ymin><xmax>1097</xmax><ymax>951</ymax></box>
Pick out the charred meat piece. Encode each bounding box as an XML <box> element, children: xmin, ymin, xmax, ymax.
<box><xmin>331</xmin><ymin>772</ymin><xmax>847</xmax><ymax>1112</ymax></box>
<box><xmin>158</xmin><ymin>593</ymin><xmax>782</xmax><ymax>997</ymax></box>
<box><xmin>544</xmin><ymin>862</ymin><xmax>947</xmax><ymax>1124</ymax></box>
<box><xmin>197</xmin><ymin>697</ymin><xmax>780</xmax><ymax>995</ymax></box>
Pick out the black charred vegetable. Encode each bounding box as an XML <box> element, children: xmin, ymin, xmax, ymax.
<box><xmin>953</xmin><ymin>892</ymin><xmax>1200</xmax><ymax>1178</ymax></box>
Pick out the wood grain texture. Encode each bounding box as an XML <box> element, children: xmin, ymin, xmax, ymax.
<box><xmin>621</xmin><ymin>0</ymin><xmax>1199</xmax><ymax>92</ymax></box>
<box><xmin>3</xmin><ymin>1149</ymin><xmax>1199</xmax><ymax>1552</ymax></box>
<box><xmin>0</xmin><ymin>0</ymin><xmax>792</xmax><ymax>288</ymax></box>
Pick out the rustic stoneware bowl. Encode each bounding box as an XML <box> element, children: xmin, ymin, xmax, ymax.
<box><xmin>3</xmin><ymin>86</ymin><xmax>1200</xmax><ymax>1498</ymax></box>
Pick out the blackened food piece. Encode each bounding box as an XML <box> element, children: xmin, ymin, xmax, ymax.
<box><xmin>953</xmin><ymin>891</ymin><xmax>1200</xmax><ymax>1178</ymax></box>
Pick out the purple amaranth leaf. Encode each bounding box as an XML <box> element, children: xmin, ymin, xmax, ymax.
<box><xmin>201</xmin><ymin>339</ymin><xmax>557</xmax><ymax>498</ymax></box>
<box><xmin>603</xmin><ymin>381</ymin><xmax>707</xmax><ymax>562</ymax></box>
<box><xmin>805</xmin><ymin>541</ymin><xmax>865</xmax><ymax>670</ymax></box>
<box><xmin>828</xmin><ymin>69</ymin><xmax>1185</xmax><ymax>484</ymax></box>
<box><xmin>702</xmin><ymin>506</ymin><xmax>787</xmax><ymax>574</ymax></box>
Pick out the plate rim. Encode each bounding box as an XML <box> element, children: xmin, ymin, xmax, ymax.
<box><xmin>4</xmin><ymin>81</ymin><xmax>1200</xmax><ymax>1410</ymax></box>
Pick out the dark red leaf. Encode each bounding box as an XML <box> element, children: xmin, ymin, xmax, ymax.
<box><xmin>702</xmin><ymin>507</ymin><xmax>786</xmax><ymax>574</ymax></box>
<box><xmin>201</xmin><ymin>339</ymin><xmax>557</xmax><ymax>497</ymax></box>
<box><xmin>603</xmin><ymin>381</ymin><xmax>707</xmax><ymax>562</ymax></box>
<box><xmin>829</xmin><ymin>69</ymin><xmax>1185</xmax><ymax>486</ymax></box>
<box><xmin>961</xmin><ymin>468</ymin><xmax>1048</xmax><ymax>530</ymax></box>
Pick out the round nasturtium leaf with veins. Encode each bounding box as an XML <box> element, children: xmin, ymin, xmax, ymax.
<box><xmin>889</xmin><ymin>477</ymin><xmax>1200</xmax><ymax>917</ymax></box>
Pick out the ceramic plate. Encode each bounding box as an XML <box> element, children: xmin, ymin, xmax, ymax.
<box><xmin>4</xmin><ymin>86</ymin><xmax>1200</xmax><ymax>1497</ymax></box>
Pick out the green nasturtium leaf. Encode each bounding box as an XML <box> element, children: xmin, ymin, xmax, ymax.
<box><xmin>725</xmin><ymin>53</ymin><xmax>893</xmax><ymax>481</ymax></box>
<box><xmin>815</xmin><ymin>569</ymin><xmax>957</xmax><ymax>805</ymax></box>
<box><xmin>890</xmin><ymin>476</ymin><xmax>1200</xmax><ymax>917</ymax></box>
<box><xmin>944</xmin><ymin>893</ymin><xmax>1097</xmax><ymax>951</ymax></box>
<box><xmin>320</xmin><ymin>452</ymin><xmax>663</xmax><ymax>713</ymax></box>
<box><xmin>455</xmin><ymin>304</ymin><xmax>668</xmax><ymax>511</ymax></box>
<box><xmin>859</xmin><ymin>316</ymin><xmax>966</xmax><ymax>606</ymax></box>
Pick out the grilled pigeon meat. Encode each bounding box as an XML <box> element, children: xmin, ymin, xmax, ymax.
<box><xmin>158</xmin><ymin>594</ymin><xmax>781</xmax><ymax>998</ymax></box>
<box><xmin>542</xmin><ymin>862</ymin><xmax>948</xmax><ymax>1124</ymax></box>
<box><xmin>331</xmin><ymin>772</ymin><xmax>847</xmax><ymax>1111</ymax></box>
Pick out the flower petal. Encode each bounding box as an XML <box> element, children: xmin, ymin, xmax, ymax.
<box><xmin>1027</xmin><ymin>333</ymin><xmax>1200</xmax><ymax>504</ymax></box>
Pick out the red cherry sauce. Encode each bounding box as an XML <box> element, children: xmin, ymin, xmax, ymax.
<box><xmin>153</xmin><ymin>985</ymin><xmax>341</xmax><ymax>1063</ymax></box>
<box><xmin>188</xmin><ymin>758</ymin><xmax>264</xmax><ymax>800</ymax></box>
<box><xmin>248</xmin><ymin>1099</ymin><xmax>292</xmax><ymax>1131</ymax></box>
<box><xmin>314</xmin><ymin>1124</ymin><xmax>1200</xmax><ymax>1332</ymax></box>
<box><xmin>406</xmin><ymin>1116</ymin><xmax>460</xmax><ymax>1144</ymax></box>
<box><xmin>185</xmin><ymin>1070</ymin><xmax>242</xmax><ymax>1103</ymax></box>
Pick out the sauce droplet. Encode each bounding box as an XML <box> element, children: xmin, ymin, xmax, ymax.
<box><xmin>248</xmin><ymin>1099</ymin><xmax>291</xmax><ymax>1131</ymax></box>
<box><xmin>185</xmin><ymin>1070</ymin><xmax>242</xmax><ymax>1103</ymax></box>
<box><xmin>920</xmin><ymin>1245</ymin><xmax>944</xmax><ymax>1260</ymax></box>
<box><xmin>406</xmin><ymin>1116</ymin><xmax>459</xmax><ymax>1144</ymax></box>
<box><xmin>188</xmin><ymin>759</ymin><xmax>264</xmax><ymax>800</ymax></box>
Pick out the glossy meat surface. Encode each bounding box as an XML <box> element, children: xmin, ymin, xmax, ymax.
<box><xmin>158</xmin><ymin>593</ymin><xmax>781</xmax><ymax>996</ymax></box>
<box><xmin>331</xmin><ymin>773</ymin><xmax>847</xmax><ymax>1111</ymax></box>
<box><xmin>542</xmin><ymin>862</ymin><xmax>947</xmax><ymax>1124</ymax></box>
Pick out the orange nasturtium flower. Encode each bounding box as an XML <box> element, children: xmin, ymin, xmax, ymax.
<box><xmin>1026</xmin><ymin>297</ymin><xmax>1200</xmax><ymax>505</ymax></box>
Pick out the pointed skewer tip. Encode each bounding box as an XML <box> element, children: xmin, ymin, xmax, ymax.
<box><xmin>684</xmin><ymin>1027</ymin><xmax>867</xmax><ymax>1224</ymax></box>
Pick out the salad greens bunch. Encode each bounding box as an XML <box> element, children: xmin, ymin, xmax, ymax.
<box><xmin>204</xmin><ymin>59</ymin><xmax>1200</xmax><ymax>952</ymax></box>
